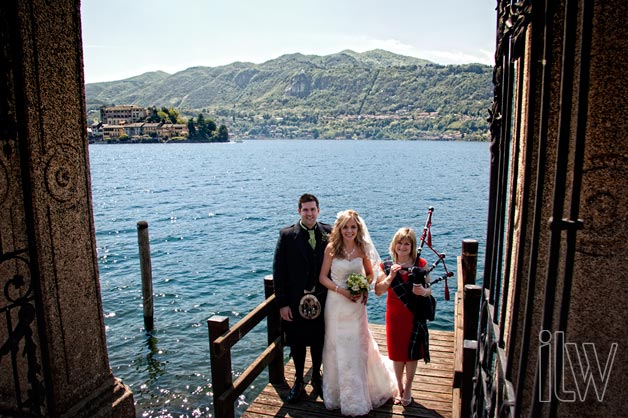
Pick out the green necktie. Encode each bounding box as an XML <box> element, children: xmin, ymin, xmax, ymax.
<box><xmin>308</xmin><ymin>229</ymin><xmax>316</xmax><ymax>249</ymax></box>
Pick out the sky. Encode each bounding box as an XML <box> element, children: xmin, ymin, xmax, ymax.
<box><xmin>80</xmin><ymin>0</ymin><xmax>497</xmax><ymax>84</ymax></box>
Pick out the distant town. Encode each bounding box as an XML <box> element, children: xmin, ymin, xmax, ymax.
<box><xmin>88</xmin><ymin>105</ymin><xmax>229</xmax><ymax>143</ymax></box>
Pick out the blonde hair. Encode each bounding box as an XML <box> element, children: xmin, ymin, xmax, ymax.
<box><xmin>389</xmin><ymin>227</ymin><xmax>417</xmax><ymax>263</ymax></box>
<box><xmin>329</xmin><ymin>210</ymin><xmax>368</xmax><ymax>258</ymax></box>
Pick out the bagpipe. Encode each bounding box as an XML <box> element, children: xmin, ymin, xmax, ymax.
<box><xmin>412</xmin><ymin>206</ymin><xmax>453</xmax><ymax>301</ymax></box>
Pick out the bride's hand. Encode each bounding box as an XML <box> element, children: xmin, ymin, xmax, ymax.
<box><xmin>361</xmin><ymin>293</ymin><xmax>368</xmax><ymax>305</ymax></box>
<box><xmin>341</xmin><ymin>288</ymin><xmax>357</xmax><ymax>302</ymax></box>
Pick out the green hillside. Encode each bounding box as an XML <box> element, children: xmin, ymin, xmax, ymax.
<box><xmin>85</xmin><ymin>49</ymin><xmax>493</xmax><ymax>141</ymax></box>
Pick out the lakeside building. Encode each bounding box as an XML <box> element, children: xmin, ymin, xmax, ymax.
<box><xmin>100</xmin><ymin>105</ymin><xmax>148</xmax><ymax>124</ymax></box>
<box><xmin>95</xmin><ymin>121</ymin><xmax>188</xmax><ymax>142</ymax></box>
<box><xmin>93</xmin><ymin>106</ymin><xmax>188</xmax><ymax>142</ymax></box>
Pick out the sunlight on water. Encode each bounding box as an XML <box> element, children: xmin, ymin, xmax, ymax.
<box><xmin>89</xmin><ymin>140</ymin><xmax>489</xmax><ymax>417</ymax></box>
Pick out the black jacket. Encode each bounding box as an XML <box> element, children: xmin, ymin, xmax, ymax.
<box><xmin>272</xmin><ymin>221</ymin><xmax>332</xmax><ymax>309</ymax></box>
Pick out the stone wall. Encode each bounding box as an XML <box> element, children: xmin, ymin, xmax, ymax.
<box><xmin>0</xmin><ymin>1</ymin><xmax>134</xmax><ymax>416</ymax></box>
<box><xmin>500</xmin><ymin>1</ymin><xmax>628</xmax><ymax>416</ymax></box>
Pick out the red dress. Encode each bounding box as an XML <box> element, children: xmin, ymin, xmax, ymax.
<box><xmin>385</xmin><ymin>258</ymin><xmax>427</xmax><ymax>362</ymax></box>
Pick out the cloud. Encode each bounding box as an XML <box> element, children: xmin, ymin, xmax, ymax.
<box><xmin>355</xmin><ymin>38</ymin><xmax>418</xmax><ymax>55</ymax></box>
<box><xmin>418</xmin><ymin>49</ymin><xmax>495</xmax><ymax>66</ymax></box>
<box><xmin>328</xmin><ymin>36</ymin><xmax>494</xmax><ymax>66</ymax></box>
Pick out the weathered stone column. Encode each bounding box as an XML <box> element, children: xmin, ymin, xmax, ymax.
<box><xmin>497</xmin><ymin>1</ymin><xmax>628</xmax><ymax>416</ymax></box>
<box><xmin>0</xmin><ymin>1</ymin><xmax>134</xmax><ymax>417</ymax></box>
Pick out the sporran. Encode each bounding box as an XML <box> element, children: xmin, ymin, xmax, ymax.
<box><xmin>298</xmin><ymin>290</ymin><xmax>321</xmax><ymax>319</ymax></box>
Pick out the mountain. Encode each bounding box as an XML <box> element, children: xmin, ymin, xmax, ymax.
<box><xmin>85</xmin><ymin>50</ymin><xmax>493</xmax><ymax>140</ymax></box>
<box><xmin>85</xmin><ymin>71</ymin><xmax>170</xmax><ymax>107</ymax></box>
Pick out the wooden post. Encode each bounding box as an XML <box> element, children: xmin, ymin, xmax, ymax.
<box><xmin>461</xmin><ymin>239</ymin><xmax>478</xmax><ymax>285</ymax></box>
<box><xmin>454</xmin><ymin>239</ymin><xmax>482</xmax><ymax>417</ymax></box>
<box><xmin>208</xmin><ymin>316</ymin><xmax>233</xmax><ymax>418</ymax></box>
<box><xmin>463</xmin><ymin>285</ymin><xmax>482</xmax><ymax>341</ymax></box>
<box><xmin>137</xmin><ymin>220</ymin><xmax>154</xmax><ymax>331</ymax></box>
<box><xmin>461</xmin><ymin>339</ymin><xmax>478</xmax><ymax>418</ymax></box>
<box><xmin>264</xmin><ymin>275</ymin><xmax>285</xmax><ymax>384</ymax></box>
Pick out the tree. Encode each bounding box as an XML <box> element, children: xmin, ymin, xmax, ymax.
<box><xmin>196</xmin><ymin>113</ymin><xmax>205</xmax><ymax>128</ymax></box>
<box><xmin>206</xmin><ymin>119</ymin><xmax>217</xmax><ymax>134</ymax></box>
<box><xmin>167</xmin><ymin>107</ymin><xmax>179</xmax><ymax>124</ymax></box>
<box><xmin>196</xmin><ymin>113</ymin><xmax>208</xmax><ymax>139</ymax></box>
<box><xmin>146</xmin><ymin>107</ymin><xmax>161</xmax><ymax>123</ymax></box>
<box><xmin>187</xmin><ymin>113</ymin><xmax>221</xmax><ymax>142</ymax></box>
<box><xmin>216</xmin><ymin>125</ymin><xmax>229</xmax><ymax>142</ymax></box>
<box><xmin>187</xmin><ymin>118</ymin><xmax>197</xmax><ymax>136</ymax></box>
<box><xmin>157</xmin><ymin>110</ymin><xmax>169</xmax><ymax>123</ymax></box>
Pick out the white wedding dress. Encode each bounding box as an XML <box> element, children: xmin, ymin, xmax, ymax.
<box><xmin>322</xmin><ymin>257</ymin><xmax>397</xmax><ymax>416</ymax></box>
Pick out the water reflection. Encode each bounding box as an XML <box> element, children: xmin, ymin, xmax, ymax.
<box><xmin>135</xmin><ymin>331</ymin><xmax>166</xmax><ymax>384</ymax></box>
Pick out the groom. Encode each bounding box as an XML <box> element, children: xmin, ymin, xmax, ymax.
<box><xmin>273</xmin><ymin>193</ymin><xmax>332</xmax><ymax>403</ymax></box>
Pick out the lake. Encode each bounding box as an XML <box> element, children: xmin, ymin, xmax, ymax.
<box><xmin>89</xmin><ymin>139</ymin><xmax>490</xmax><ymax>417</ymax></box>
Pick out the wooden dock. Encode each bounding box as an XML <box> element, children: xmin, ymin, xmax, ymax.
<box><xmin>242</xmin><ymin>326</ymin><xmax>454</xmax><ymax>418</ymax></box>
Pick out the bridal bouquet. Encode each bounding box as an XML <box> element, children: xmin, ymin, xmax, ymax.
<box><xmin>346</xmin><ymin>273</ymin><xmax>370</xmax><ymax>296</ymax></box>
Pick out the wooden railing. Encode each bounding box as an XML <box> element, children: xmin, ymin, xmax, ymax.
<box><xmin>207</xmin><ymin>276</ymin><xmax>284</xmax><ymax>418</ymax></box>
<box><xmin>452</xmin><ymin>239</ymin><xmax>482</xmax><ymax>418</ymax></box>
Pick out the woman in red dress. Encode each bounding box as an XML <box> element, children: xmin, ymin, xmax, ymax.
<box><xmin>374</xmin><ymin>227</ymin><xmax>431</xmax><ymax>406</ymax></box>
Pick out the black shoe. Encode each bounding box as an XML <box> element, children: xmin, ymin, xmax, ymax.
<box><xmin>287</xmin><ymin>380</ymin><xmax>305</xmax><ymax>403</ymax></box>
<box><xmin>311</xmin><ymin>376</ymin><xmax>324</xmax><ymax>400</ymax></box>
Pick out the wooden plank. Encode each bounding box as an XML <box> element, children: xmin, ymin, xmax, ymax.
<box><xmin>452</xmin><ymin>387</ymin><xmax>461</xmax><ymax>418</ymax></box>
<box><xmin>217</xmin><ymin>338</ymin><xmax>283</xmax><ymax>405</ymax></box>
<box><xmin>213</xmin><ymin>295</ymin><xmax>276</xmax><ymax>356</ymax></box>
<box><xmin>249</xmin><ymin>386</ymin><xmax>450</xmax><ymax>418</ymax></box>
<box><xmin>242</xmin><ymin>325</ymin><xmax>454</xmax><ymax>418</ymax></box>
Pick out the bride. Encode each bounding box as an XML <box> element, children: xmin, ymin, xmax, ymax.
<box><xmin>318</xmin><ymin>210</ymin><xmax>397</xmax><ymax>416</ymax></box>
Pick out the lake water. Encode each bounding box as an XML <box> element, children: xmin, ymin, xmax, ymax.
<box><xmin>89</xmin><ymin>139</ymin><xmax>490</xmax><ymax>417</ymax></box>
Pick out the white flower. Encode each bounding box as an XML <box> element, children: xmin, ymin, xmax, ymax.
<box><xmin>346</xmin><ymin>273</ymin><xmax>369</xmax><ymax>296</ymax></box>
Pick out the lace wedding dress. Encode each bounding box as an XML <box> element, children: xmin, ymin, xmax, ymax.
<box><xmin>322</xmin><ymin>257</ymin><xmax>397</xmax><ymax>416</ymax></box>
